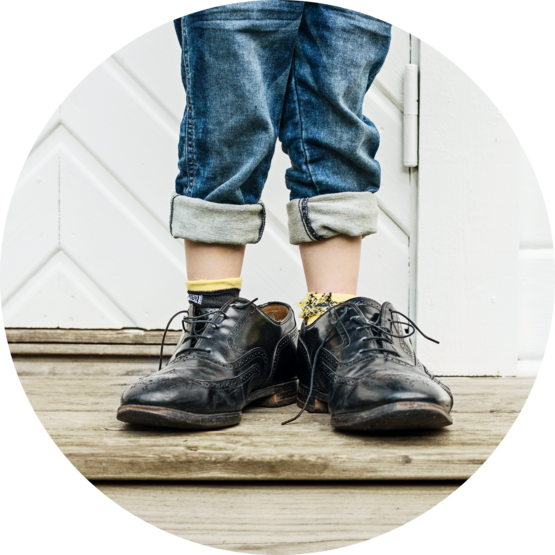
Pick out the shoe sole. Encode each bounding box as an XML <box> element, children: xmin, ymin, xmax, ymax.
<box><xmin>298</xmin><ymin>384</ymin><xmax>453</xmax><ymax>431</ymax></box>
<box><xmin>116</xmin><ymin>379</ymin><xmax>298</xmax><ymax>430</ymax></box>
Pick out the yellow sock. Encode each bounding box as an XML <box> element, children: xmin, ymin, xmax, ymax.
<box><xmin>186</xmin><ymin>277</ymin><xmax>243</xmax><ymax>292</ymax></box>
<box><xmin>299</xmin><ymin>292</ymin><xmax>355</xmax><ymax>325</ymax></box>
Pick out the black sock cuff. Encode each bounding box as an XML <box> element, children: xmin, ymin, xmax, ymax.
<box><xmin>187</xmin><ymin>288</ymin><xmax>241</xmax><ymax>309</ymax></box>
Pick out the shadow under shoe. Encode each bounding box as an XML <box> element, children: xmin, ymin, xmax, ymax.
<box><xmin>117</xmin><ymin>298</ymin><xmax>298</xmax><ymax>429</ymax></box>
<box><xmin>294</xmin><ymin>297</ymin><xmax>453</xmax><ymax>431</ymax></box>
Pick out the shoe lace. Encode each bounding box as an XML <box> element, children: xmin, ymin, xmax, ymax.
<box><xmin>352</xmin><ymin>309</ymin><xmax>439</xmax><ymax>353</ymax></box>
<box><xmin>282</xmin><ymin>304</ymin><xmax>439</xmax><ymax>425</ymax></box>
<box><xmin>158</xmin><ymin>298</ymin><xmax>257</xmax><ymax>371</ymax></box>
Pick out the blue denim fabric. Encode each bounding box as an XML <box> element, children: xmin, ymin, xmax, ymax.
<box><xmin>173</xmin><ymin>1</ymin><xmax>391</xmax><ymax>205</ymax></box>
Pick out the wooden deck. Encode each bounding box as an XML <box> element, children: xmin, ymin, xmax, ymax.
<box><xmin>8</xmin><ymin>329</ymin><xmax>535</xmax><ymax>553</ymax></box>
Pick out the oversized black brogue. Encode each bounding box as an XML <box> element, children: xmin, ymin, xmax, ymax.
<box><xmin>291</xmin><ymin>297</ymin><xmax>453</xmax><ymax>431</ymax></box>
<box><xmin>117</xmin><ymin>298</ymin><xmax>298</xmax><ymax>429</ymax></box>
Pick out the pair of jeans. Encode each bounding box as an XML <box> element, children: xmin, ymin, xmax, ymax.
<box><xmin>170</xmin><ymin>1</ymin><xmax>391</xmax><ymax>245</ymax></box>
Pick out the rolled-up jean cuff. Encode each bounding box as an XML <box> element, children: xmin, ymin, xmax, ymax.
<box><xmin>169</xmin><ymin>194</ymin><xmax>266</xmax><ymax>245</ymax></box>
<box><xmin>286</xmin><ymin>192</ymin><xmax>378</xmax><ymax>245</ymax></box>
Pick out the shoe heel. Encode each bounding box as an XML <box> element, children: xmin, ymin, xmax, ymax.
<box><xmin>252</xmin><ymin>381</ymin><xmax>298</xmax><ymax>407</ymax></box>
<box><xmin>297</xmin><ymin>386</ymin><xmax>329</xmax><ymax>413</ymax></box>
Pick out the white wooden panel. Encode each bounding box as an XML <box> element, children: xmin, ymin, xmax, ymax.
<box><xmin>417</xmin><ymin>42</ymin><xmax>520</xmax><ymax>376</ymax></box>
<box><xmin>2</xmin><ymin>251</ymin><xmax>134</xmax><ymax>328</ymax></box>
<box><xmin>0</xmin><ymin>135</ymin><xmax>59</xmax><ymax>304</ymax></box>
<box><xmin>518</xmin><ymin>249</ymin><xmax>555</xmax><ymax>359</ymax></box>
<box><xmin>519</xmin><ymin>155</ymin><xmax>553</xmax><ymax>249</ymax></box>
<box><xmin>374</xmin><ymin>26</ymin><xmax>410</xmax><ymax>110</ymax></box>
<box><xmin>30</xmin><ymin>108</ymin><xmax>60</xmax><ymax>154</ymax></box>
<box><xmin>58</xmin><ymin>128</ymin><xmax>187</xmax><ymax>328</ymax></box>
<box><xmin>2</xmin><ymin>22</ymin><xmax>412</xmax><ymax>330</ymax></box>
<box><xmin>366</xmin><ymin>85</ymin><xmax>411</xmax><ymax>233</ymax></box>
<box><xmin>61</xmin><ymin>57</ymin><xmax>179</xmax><ymax>229</ymax></box>
<box><xmin>359</xmin><ymin>208</ymin><xmax>409</xmax><ymax>312</ymax></box>
<box><xmin>112</xmin><ymin>22</ymin><xmax>184</xmax><ymax>122</ymax></box>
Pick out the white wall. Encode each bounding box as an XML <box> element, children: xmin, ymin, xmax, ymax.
<box><xmin>417</xmin><ymin>43</ymin><xmax>553</xmax><ymax>377</ymax></box>
<box><xmin>0</xmin><ymin>24</ymin><xmax>413</xmax><ymax>331</ymax></box>
<box><xmin>517</xmin><ymin>149</ymin><xmax>554</xmax><ymax>376</ymax></box>
<box><xmin>0</xmin><ymin>23</ymin><xmax>552</xmax><ymax>377</ymax></box>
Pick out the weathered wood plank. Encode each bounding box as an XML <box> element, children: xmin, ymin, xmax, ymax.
<box><xmin>30</xmin><ymin>409</ymin><xmax>523</xmax><ymax>480</ymax></box>
<box><xmin>95</xmin><ymin>481</ymin><xmax>461</xmax><ymax>554</ymax></box>
<box><xmin>6</xmin><ymin>328</ymin><xmax>182</xmax><ymax>344</ymax></box>
<box><xmin>12</xmin><ymin>356</ymin><xmax>159</xmax><ymax>377</ymax></box>
<box><xmin>17</xmin><ymin>376</ymin><xmax>532</xmax><ymax>415</ymax></box>
<box><xmin>13</xmin><ymin>355</ymin><xmax>534</xmax><ymax>481</ymax></box>
<box><xmin>9</xmin><ymin>343</ymin><xmax>165</xmax><ymax>356</ymax></box>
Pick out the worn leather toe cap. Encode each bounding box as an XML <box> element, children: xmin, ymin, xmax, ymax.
<box><xmin>329</xmin><ymin>364</ymin><xmax>453</xmax><ymax>416</ymax></box>
<box><xmin>120</xmin><ymin>371</ymin><xmax>240</xmax><ymax>415</ymax></box>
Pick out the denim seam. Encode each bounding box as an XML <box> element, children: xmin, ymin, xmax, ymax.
<box><xmin>300</xmin><ymin>198</ymin><xmax>324</xmax><ymax>241</ymax></box>
<box><xmin>291</xmin><ymin>55</ymin><xmax>318</xmax><ymax>194</ymax></box>
<box><xmin>182</xmin><ymin>21</ymin><xmax>195</xmax><ymax>196</ymax></box>
<box><xmin>255</xmin><ymin>202</ymin><xmax>266</xmax><ymax>244</ymax></box>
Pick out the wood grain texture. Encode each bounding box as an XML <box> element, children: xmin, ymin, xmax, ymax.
<box><xmin>6</xmin><ymin>328</ymin><xmax>182</xmax><ymax>344</ymax></box>
<box><xmin>10</xmin><ymin>344</ymin><xmax>165</xmax><ymax>356</ymax></box>
<box><xmin>95</xmin><ymin>481</ymin><xmax>461</xmax><ymax>554</ymax></box>
<box><xmin>13</xmin><ymin>355</ymin><xmax>534</xmax><ymax>481</ymax></box>
<box><xmin>417</xmin><ymin>42</ymin><xmax>520</xmax><ymax>376</ymax></box>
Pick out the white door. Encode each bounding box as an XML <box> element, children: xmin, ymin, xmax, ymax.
<box><xmin>1</xmin><ymin>23</ymin><xmax>414</xmax><ymax>330</ymax></box>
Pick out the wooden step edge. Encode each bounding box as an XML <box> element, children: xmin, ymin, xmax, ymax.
<box><xmin>9</xmin><ymin>343</ymin><xmax>168</xmax><ymax>356</ymax></box>
<box><xmin>5</xmin><ymin>328</ymin><xmax>182</xmax><ymax>345</ymax></box>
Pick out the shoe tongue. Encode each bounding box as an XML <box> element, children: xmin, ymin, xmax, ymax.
<box><xmin>347</xmin><ymin>297</ymin><xmax>382</xmax><ymax>321</ymax></box>
<box><xmin>191</xmin><ymin>304</ymin><xmax>220</xmax><ymax>335</ymax></box>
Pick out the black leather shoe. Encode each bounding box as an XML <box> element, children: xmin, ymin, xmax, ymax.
<box><xmin>117</xmin><ymin>298</ymin><xmax>298</xmax><ymax>429</ymax></box>
<box><xmin>292</xmin><ymin>297</ymin><xmax>453</xmax><ymax>431</ymax></box>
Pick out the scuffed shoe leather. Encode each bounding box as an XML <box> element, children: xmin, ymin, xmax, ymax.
<box><xmin>117</xmin><ymin>298</ymin><xmax>298</xmax><ymax>429</ymax></box>
<box><xmin>294</xmin><ymin>297</ymin><xmax>453</xmax><ymax>431</ymax></box>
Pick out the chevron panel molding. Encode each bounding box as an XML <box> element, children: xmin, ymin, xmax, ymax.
<box><xmin>1</xmin><ymin>23</ymin><xmax>414</xmax><ymax>331</ymax></box>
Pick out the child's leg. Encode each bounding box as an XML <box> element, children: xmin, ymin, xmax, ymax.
<box><xmin>173</xmin><ymin>2</ymin><xmax>304</xmax><ymax>304</ymax></box>
<box><xmin>171</xmin><ymin>3</ymin><xmax>303</xmax><ymax>250</ymax></box>
<box><xmin>299</xmin><ymin>235</ymin><xmax>361</xmax><ymax>295</ymax></box>
<box><xmin>184</xmin><ymin>240</ymin><xmax>245</xmax><ymax>282</ymax></box>
<box><xmin>279</xmin><ymin>4</ymin><xmax>391</xmax><ymax>320</ymax></box>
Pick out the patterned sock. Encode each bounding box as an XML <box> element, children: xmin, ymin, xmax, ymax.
<box><xmin>299</xmin><ymin>292</ymin><xmax>356</xmax><ymax>325</ymax></box>
<box><xmin>186</xmin><ymin>277</ymin><xmax>243</xmax><ymax>309</ymax></box>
